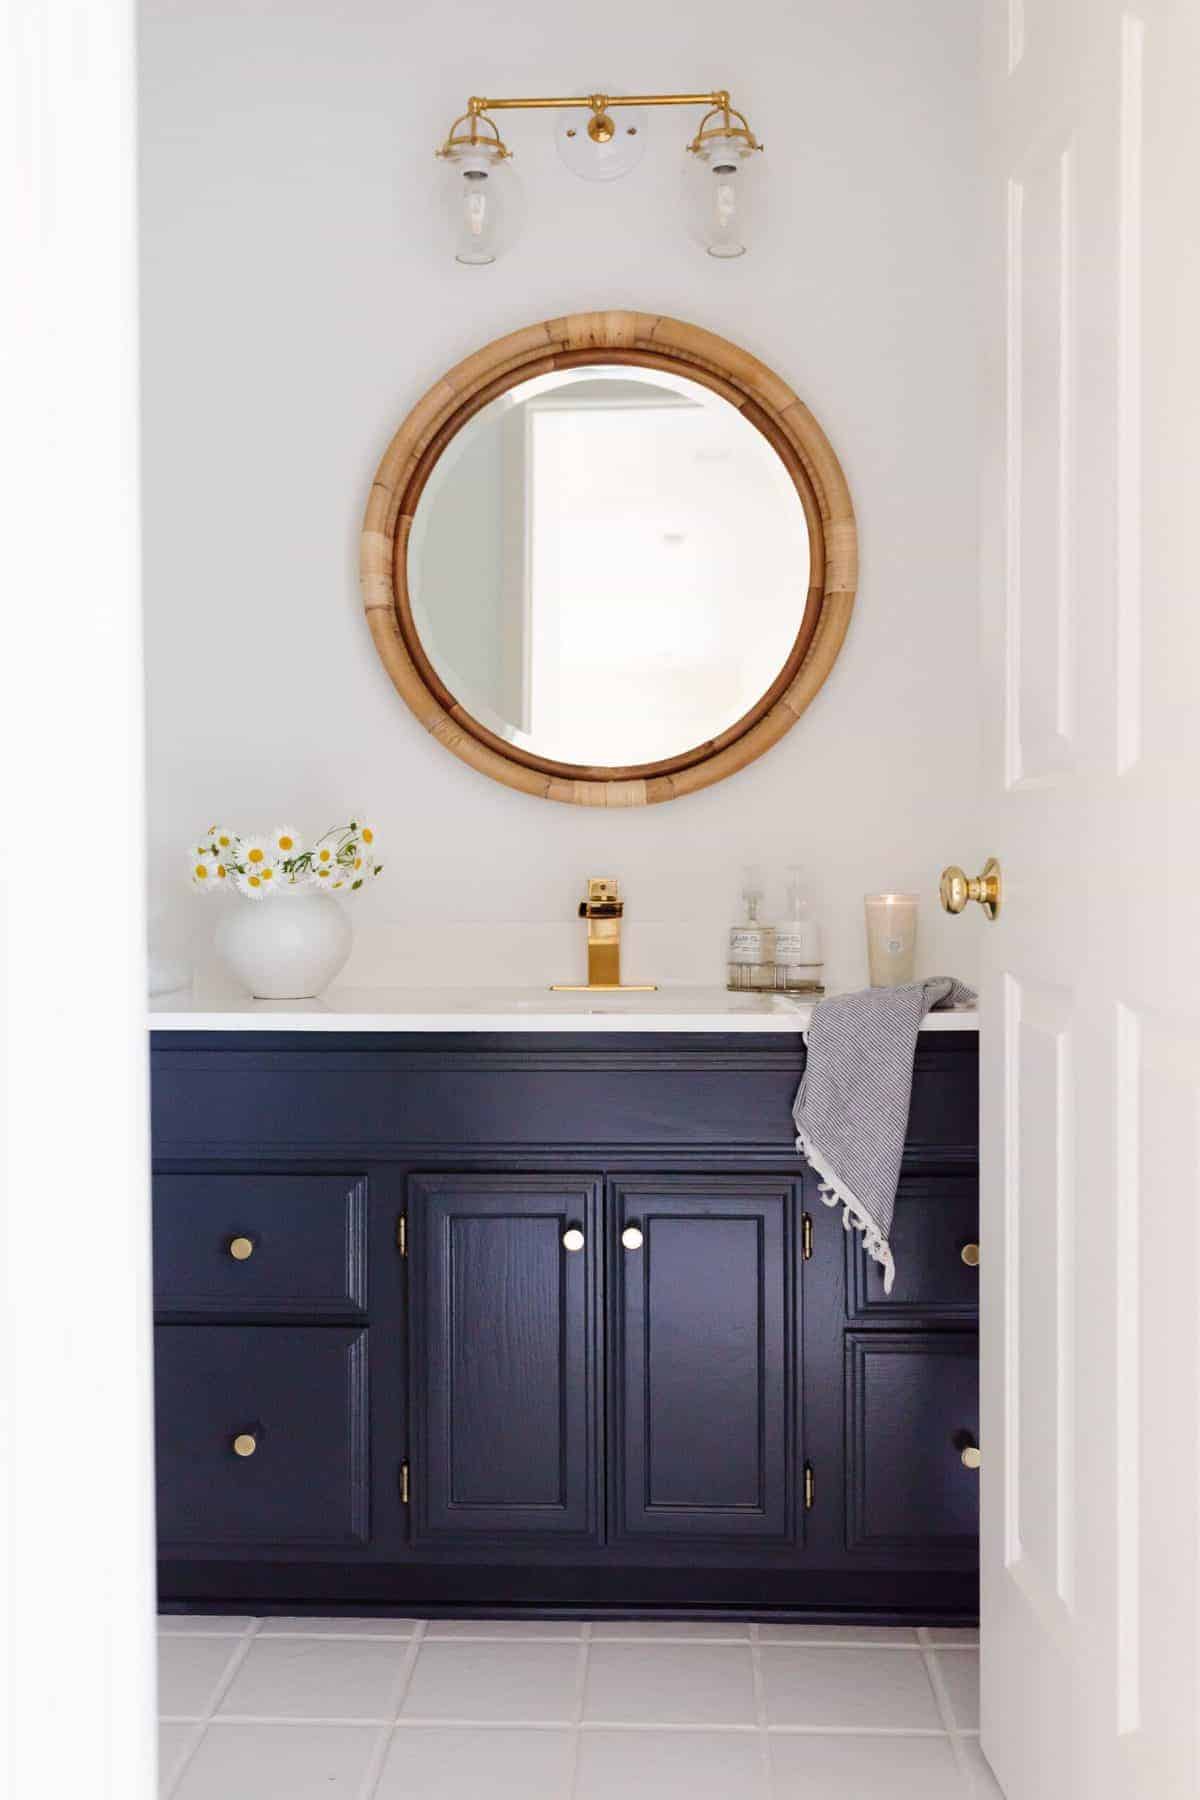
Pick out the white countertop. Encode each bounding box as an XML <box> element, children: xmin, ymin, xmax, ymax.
<box><xmin>148</xmin><ymin>985</ymin><xmax>980</xmax><ymax>1034</ymax></box>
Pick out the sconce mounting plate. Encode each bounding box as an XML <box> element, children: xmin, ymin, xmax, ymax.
<box><xmin>556</xmin><ymin>102</ymin><xmax>647</xmax><ymax>181</ymax></box>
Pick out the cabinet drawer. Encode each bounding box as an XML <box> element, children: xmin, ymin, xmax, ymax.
<box><xmin>153</xmin><ymin>1173</ymin><xmax>367</xmax><ymax>1316</ymax></box>
<box><xmin>154</xmin><ymin>1325</ymin><xmax>369</xmax><ymax>1546</ymax></box>
<box><xmin>844</xmin><ymin>1332</ymin><xmax>979</xmax><ymax>1556</ymax></box>
<box><xmin>846</xmin><ymin>1176</ymin><xmax>979</xmax><ymax>1322</ymax></box>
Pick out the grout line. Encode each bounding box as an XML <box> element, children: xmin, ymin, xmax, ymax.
<box><xmin>359</xmin><ymin>1622</ymin><xmax>428</xmax><ymax>1800</ymax></box>
<box><xmin>762</xmin><ymin>1724</ymin><xmax>950</xmax><ymax>1738</ymax></box>
<box><xmin>161</xmin><ymin>1620</ymin><xmax>262</xmax><ymax>1797</ymax></box>
<box><xmin>919</xmin><ymin>1634</ymin><xmax>974</xmax><ymax>1790</ymax></box>
<box><xmin>158</xmin><ymin>1721</ymin><xmax>204</xmax><ymax>1799</ymax></box>
<box><xmin>750</xmin><ymin>1624</ymin><xmax>776</xmax><ymax>1800</ymax></box>
<box><xmin>565</xmin><ymin>1622</ymin><xmax>591</xmax><ymax>1800</ymax></box>
<box><xmin>355</xmin><ymin>1725</ymin><xmax>396</xmax><ymax>1800</ymax></box>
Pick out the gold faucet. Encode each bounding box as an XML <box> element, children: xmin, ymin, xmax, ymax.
<box><xmin>550</xmin><ymin>878</ymin><xmax>658</xmax><ymax>992</ymax></box>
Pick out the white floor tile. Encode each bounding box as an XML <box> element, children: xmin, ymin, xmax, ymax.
<box><xmin>424</xmin><ymin>1617</ymin><xmax>583</xmax><ymax>1639</ymax></box>
<box><xmin>768</xmin><ymin>1730</ymin><xmax>963</xmax><ymax>1798</ymax></box>
<box><xmin>925</xmin><ymin>1627</ymin><xmax>980</xmax><ymax>1647</ymax></box>
<box><xmin>576</xmin><ymin>1728</ymin><xmax>768</xmax><ymax>1799</ymax></box>
<box><xmin>590</xmin><ymin>1619</ymin><xmax>752</xmax><ymax>1641</ymax></box>
<box><xmin>216</xmin><ymin>1635</ymin><xmax>410</xmax><ymax>1720</ymax></box>
<box><xmin>375</xmin><ymin>1724</ymin><xmax>575</xmax><ymax>1797</ymax></box>
<box><xmin>158</xmin><ymin>1615</ymin><xmax>254</xmax><ymax>1635</ymax></box>
<box><xmin>960</xmin><ymin>1735</ymin><xmax>1006</xmax><ymax>1795</ymax></box>
<box><xmin>158</xmin><ymin>1635</ymin><xmax>245</xmax><ymax>1719</ymax></box>
<box><xmin>758</xmin><ymin>1624</ymin><xmax>920</xmax><ymax>1646</ymax></box>
<box><xmin>258</xmin><ymin>1615</ymin><xmax>419</xmax><ymax>1638</ymax></box>
<box><xmin>399</xmin><ymin>1639</ymin><xmax>580</xmax><ymax>1722</ymax></box>
<box><xmin>760</xmin><ymin>1645</ymin><xmax>942</xmax><ymax>1731</ymax></box>
<box><xmin>583</xmin><ymin>1642</ymin><xmax>757</xmax><ymax>1727</ymax></box>
<box><xmin>158</xmin><ymin>1722</ymin><xmax>202</xmax><ymax>1796</ymax></box>
<box><xmin>172</xmin><ymin>1722</ymin><xmax>382</xmax><ymax>1800</ymax></box>
<box><xmin>935</xmin><ymin>1648</ymin><xmax>981</xmax><ymax>1731</ymax></box>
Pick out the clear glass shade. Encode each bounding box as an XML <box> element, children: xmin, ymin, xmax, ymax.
<box><xmin>685</xmin><ymin>137</ymin><xmax>758</xmax><ymax>258</ymax></box>
<box><xmin>442</xmin><ymin>145</ymin><xmax>514</xmax><ymax>265</ymax></box>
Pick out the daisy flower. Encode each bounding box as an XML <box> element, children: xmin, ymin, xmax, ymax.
<box><xmin>190</xmin><ymin>848</ymin><xmax>218</xmax><ymax>889</ymax></box>
<box><xmin>352</xmin><ymin>818</ymin><xmax>378</xmax><ymax>851</ymax></box>
<box><xmin>239</xmin><ymin>837</ymin><xmax>273</xmax><ymax>874</ymax></box>
<box><xmin>311</xmin><ymin>835</ymin><xmax>341</xmax><ymax>873</ymax></box>
<box><xmin>206</xmin><ymin>825</ymin><xmax>236</xmax><ymax>856</ymax></box>
<box><xmin>234</xmin><ymin>869</ymin><xmax>269</xmax><ymax>899</ymax></box>
<box><xmin>272</xmin><ymin>825</ymin><xmax>303</xmax><ymax>860</ymax></box>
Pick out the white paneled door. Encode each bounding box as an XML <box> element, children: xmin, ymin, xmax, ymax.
<box><xmin>974</xmin><ymin>3</ymin><xmax>1200</xmax><ymax>1796</ymax></box>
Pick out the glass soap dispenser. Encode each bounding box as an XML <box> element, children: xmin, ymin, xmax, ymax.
<box><xmin>727</xmin><ymin>866</ymin><xmax>776</xmax><ymax>991</ymax></box>
<box><xmin>773</xmin><ymin>867</ymin><xmax>824</xmax><ymax>995</ymax></box>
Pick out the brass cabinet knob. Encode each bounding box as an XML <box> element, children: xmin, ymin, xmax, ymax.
<box><xmin>960</xmin><ymin>1241</ymin><xmax>981</xmax><ymax>1268</ymax></box>
<box><xmin>562</xmin><ymin>1227</ymin><xmax>585</xmax><ymax>1253</ymax></box>
<box><xmin>621</xmin><ymin>1225</ymin><xmax>644</xmax><ymax>1251</ymax></box>
<box><xmin>961</xmin><ymin>1444</ymin><xmax>981</xmax><ymax>1471</ymax></box>
<box><xmin>939</xmin><ymin>857</ymin><xmax>1002</xmax><ymax>920</ymax></box>
<box><xmin>228</xmin><ymin>1236</ymin><xmax>255</xmax><ymax>1261</ymax></box>
<box><xmin>232</xmin><ymin>1432</ymin><xmax>257</xmax><ymax>1458</ymax></box>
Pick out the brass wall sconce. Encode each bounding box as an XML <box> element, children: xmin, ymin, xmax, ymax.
<box><xmin>436</xmin><ymin>89</ymin><xmax>763</xmax><ymax>265</ymax></box>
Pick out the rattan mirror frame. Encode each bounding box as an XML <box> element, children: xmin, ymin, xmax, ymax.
<box><xmin>361</xmin><ymin>311</ymin><xmax>857</xmax><ymax>806</ymax></box>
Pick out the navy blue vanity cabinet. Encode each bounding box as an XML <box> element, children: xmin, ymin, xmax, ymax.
<box><xmin>409</xmin><ymin>1175</ymin><xmax>601</xmax><ymax>1544</ymax></box>
<box><xmin>151</xmin><ymin>1029</ymin><xmax>979</xmax><ymax>1622</ymax></box>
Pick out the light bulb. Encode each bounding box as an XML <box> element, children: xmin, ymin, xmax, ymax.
<box><xmin>457</xmin><ymin>163</ymin><xmax>497</xmax><ymax>265</ymax></box>
<box><xmin>707</xmin><ymin>160</ymin><xmax>744</xmax><ymax>258</ymax></box>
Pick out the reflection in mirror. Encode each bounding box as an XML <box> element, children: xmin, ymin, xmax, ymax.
<box><xmin>407</xmin><ymin>365</ymin><xmax>811</xmax><ymax>768</ymax></box>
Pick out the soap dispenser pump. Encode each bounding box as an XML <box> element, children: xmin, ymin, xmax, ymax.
<box><xmin>773</xmin><ymin>866</ymin><xmax>824</xmax><ymax>995</ymax></box>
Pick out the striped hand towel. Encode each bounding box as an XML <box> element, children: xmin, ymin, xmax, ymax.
<box><xmin>792</xmin><ymin>977</ymin><xmax>976</xmax><ymax>1292</ymax></box>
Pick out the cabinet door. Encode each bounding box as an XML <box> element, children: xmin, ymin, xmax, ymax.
<box><xmin>612</xmin><ymin>1177</ymin><xmax>796</xmax><ymax>1544</ymax></box>
<box><xmin>411</xmin><ymin>1174</ymin><xmax>600</xmax><ymax>1543</ymax></box>
<box><xmin>844</xmin><ymin>1331</ymin><xmax>979</xmax><ymax>1557</ymax></box>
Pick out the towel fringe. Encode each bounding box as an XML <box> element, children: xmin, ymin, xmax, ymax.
<box><xmin>795</xmin><ymin>1128</ymin><xmax>896</xmax><ymax>1294</ymax></box>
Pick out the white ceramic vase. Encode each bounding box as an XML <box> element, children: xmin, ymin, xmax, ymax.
<box><xmin>215</xmin><ymin>889</ymin><xmax>352</xmax><ymax>999</ymax></box>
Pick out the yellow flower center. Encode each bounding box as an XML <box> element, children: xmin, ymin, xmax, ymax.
<box><xmin>194</xmin><ymin>864</ymin><xmax>208</xmax><ymax>880</ymax></box>
<box><xmin>362</xmin><ymin>827</ymin><xmax>374</xmax><ymax>844</ymax></box>
<box><xmin>248</xmin><ymin>846</ymin><xmax>264</xmax><ymax>863</ymax></box>
<box><xmin>261</xmin><ymin>867</ymin><xmax>273</xmax><ymax>881</ymax></box>
<box><xmin>217</xmin><ymin>864</ymin><xmax>227</xmax><ymax>879</ymax></box>
<box><xmin>217</xmin><ymin>834</ymin><xmax>231</xmax><ymax>848</ymax></box>
<box><xmin>319</xmin><ymin>848</ymin><xmax>331</xmax><ymax>862</ymax></box>
<box><xmin>354</xmin><ymin>856</ymin><xmax>363</xmax><ymax>870</ymax></box>
<box><xmin>278</xmin><ymin>835</ymin><xmax>293</xmax><ymax>850</ymax></box>
<box><xmin>248</xmin><ymin>875</ymin><xmax>261</xmax><ymax>888</ymax></box>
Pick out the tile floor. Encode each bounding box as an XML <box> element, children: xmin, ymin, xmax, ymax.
<box><xmin>157</xmin><ymin>1616</ymin><xmax>1003</xmax><ymax>1799</ymax></box>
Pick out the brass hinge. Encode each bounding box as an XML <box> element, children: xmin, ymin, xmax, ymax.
<box><xmin>802</xmin><ymin>1213</ymin><xmax>814</xmax><ymax>1261</ymax></box>
<box><xmin>396</xmin><ymin>1214</ymin><xmax>407</xmax><ymax>1257</ymax></box>
<box><xmin>400</xmin><ymin>1461</ymin><xmax>410</xmax><ymax>1505</ymax></box>
<box><xmin>804</xmin><ymin>1461</ymin><xmax>815</xmax><ymax>1511</ymax></box>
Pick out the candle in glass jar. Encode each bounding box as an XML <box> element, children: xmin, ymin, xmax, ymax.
<box><xmin>864</xmin><ymin>892</ymin><xmax>919</xmax><ymax>987</ymax></box>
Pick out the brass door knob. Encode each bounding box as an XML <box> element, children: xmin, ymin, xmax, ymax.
<box><xmin>562</xmin><ymin>1227</ymin><xmax>585</xmax><ymax>1253</ymax></box>
<box><xmin>961</xmin><ymin>1444</ymin><xmax>981</xmax><ymax>1471</ymax></box>
<box><xmin>960</xmin><ymin>1241</ymin><xmax>980</xmax><ymax>1268</ymax></box>
<box><xmin>940</xmin><ymin>857</ymin><xmax>1002</xmax><ymax>920</ymax></box>
<box><xmin>621</xmin><ymin>1225</ymin><xmax>644</xmax><ymax>1251</ymax></box>
<box><xmin>228</xmin><ymin>1236</ymin><xmax>255</xmax><ymax>1261</ymax></box>
<box><xmin>232</xmin><ymin>1432</ymin><xmax>257</xmax><ymax>1458</ymax></box>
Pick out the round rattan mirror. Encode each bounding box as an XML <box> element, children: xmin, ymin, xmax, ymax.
<box><xmin>361</xmin><ymin>312</ymin><xmax>856</xmax><ymax>805</ymax></box>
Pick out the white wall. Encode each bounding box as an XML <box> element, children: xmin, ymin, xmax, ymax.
<box><xmin>140</xmin><ymin>0</ymin><xmax>983</xmax><ymax>995</ymax></box>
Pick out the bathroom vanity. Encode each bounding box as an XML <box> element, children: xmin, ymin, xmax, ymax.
<box><xmin>150</xmin><ymin>990</ymin><xmax>979</xmax><ymax>1623</ymax></box>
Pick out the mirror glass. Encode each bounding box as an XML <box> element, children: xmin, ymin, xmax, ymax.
<box><xmin>407</xmin><ymin>363</ymin><xmax>811</xmax><ymax>769</ymax></box>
